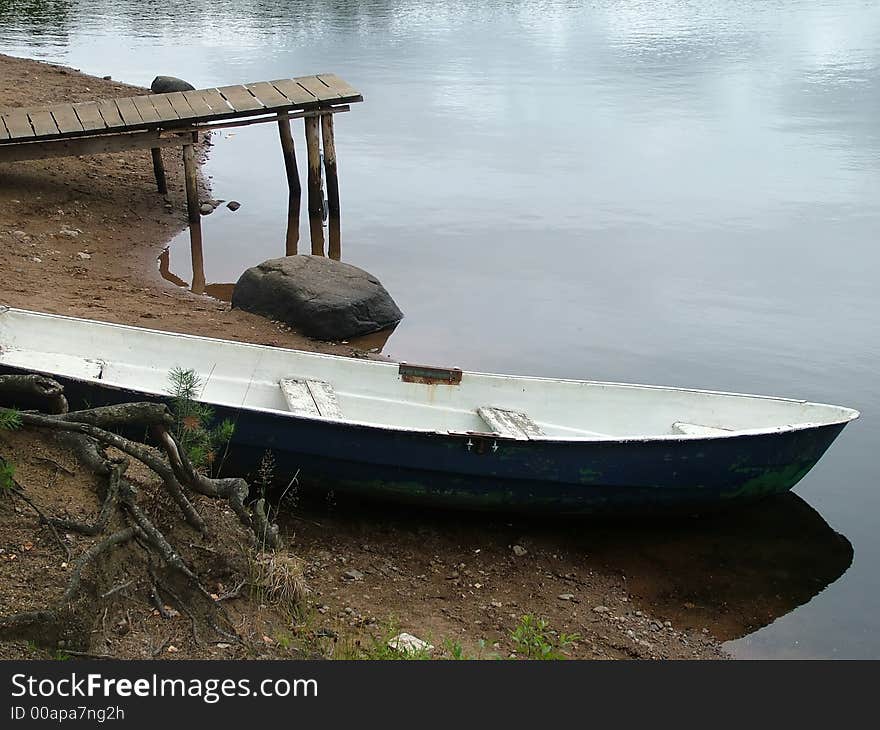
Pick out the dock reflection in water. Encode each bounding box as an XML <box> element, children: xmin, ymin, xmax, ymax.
<box><xmin>158</xmin><ymin>213</ymin><xmax>342</xmax><ymax>299</ymax></box>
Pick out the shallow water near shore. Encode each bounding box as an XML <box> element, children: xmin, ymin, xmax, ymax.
<box><xmin>2</xmin><ymin>0</ymin><xmax>879</xmax><ymax>657</ymax></box>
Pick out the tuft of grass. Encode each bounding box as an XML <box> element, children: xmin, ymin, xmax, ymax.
<box><xmin>255</xmin><ymin>449</ymin><xmax>276</xmax><ymax>500</ymax></box>
<box><xmin>509</xmin><ymin>614</ymin><xmax>579</xmax><ymax>660</ymax></box>
<box><xmin>166</xmin><ymin>367</ymin><xmax>234</xmax><ymax>472</ymax></box>
<box><xmin>248</xmin><ymin>552</ymin><xmax>309</xmax><ymax>620</ymax></box>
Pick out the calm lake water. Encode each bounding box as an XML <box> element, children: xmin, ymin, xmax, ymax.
<box><xmin>2</xmin><ymin>0</ymin><xmax>878</xmax><ymax>658</ymax></box>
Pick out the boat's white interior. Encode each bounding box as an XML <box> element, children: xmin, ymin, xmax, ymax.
<box><xmin>0</xmin><ymin>309</ymin><xmax>859</xmax><ymax>442</ymax></box>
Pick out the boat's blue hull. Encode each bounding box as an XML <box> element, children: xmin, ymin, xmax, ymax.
<box><xmin>0</xmin><ymin>366</ymin><xmax>847</xmax><ymax>515</ymax></box>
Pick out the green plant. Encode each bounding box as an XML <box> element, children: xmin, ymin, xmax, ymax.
<box><xmin>0</xmin><ymin>407</ymin><xmax>22</xmax><ymax>431</ymax></box>
<box><xmin>509</xmin><ymin>614</ymin><xmax>579</xmax><ymax>660</ymax></box>
<box><xmin>166</xmin><ymin>367</ymin><xmax>235</xmax><ymax>472</ymax></box>
<box><xmin>0</xmin><ymin>408</ymin><xmax>21</xmax><ymax>494</ymax></box>
<box><xmin>444</xmin><ymin>639</ymin><xmax>469</xmax><ymax>660</ymax></box>
<box><xmin>0</xmin><ymin>458</ymin><xmax>16</xmax><ymax>493</ymax></box>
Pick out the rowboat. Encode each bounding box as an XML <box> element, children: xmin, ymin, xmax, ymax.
<box><xmin>0</xmin><ymin>307</ymin><xmax>858</xmax><ymax>514</ymax></box>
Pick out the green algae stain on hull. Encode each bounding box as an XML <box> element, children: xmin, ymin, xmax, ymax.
<box><xmin>724</xmin><ymin>461</ymin><xmax>817</xmax><ymax>501</ymax></box>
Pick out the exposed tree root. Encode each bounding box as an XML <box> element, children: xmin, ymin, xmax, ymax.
<box><xmin>0</xmin><ymin>372</ymin><xmax>285</xmax><ymax>653</ymax></box>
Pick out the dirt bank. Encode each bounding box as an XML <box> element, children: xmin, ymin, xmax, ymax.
<box><xmin>0</xmin><ymin>54</ymin><xmax>732</xmax><ymax>660</ymax></box>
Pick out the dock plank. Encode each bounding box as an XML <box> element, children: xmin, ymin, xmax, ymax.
<box><xmin>295</xmin><ymin>75</ymin><xmax>340</xmax><ymax>102</ymax></box>
<box><xmin>29</xmin><ymin>110</ymin><xmax>59</xmax><ymax>137</ymax></box>
<box><xmin>190</xmin><ymin>89</ymin><xmax>232</xmax><ymax>115</ymax></box>
<box><xmin>131</xmin><ymin>95</ymin><xmax>161</xmax><ymax>124</ymax></box>
<box><xmin>216</xmin><ymin>84</ymin><xmax>264</xmax><ymax>112</ymax></box>
<box><xmin>177</xmin><ymin>90</ymin><xmax>213</xmax><ymax>117</ymax></box>
<box><xmin>166</xmin><ymin>92</ymin><xmax>197</xmax><ymax>121</ymax></box>
<box><xmin>114</xmin><ymin>97</ymin><xmax>143</xmax><ymax>127</ymax></box>
<box><xmin>246</xmin><ymin>81</ymin><xmax>290</xmax><ymax>108</ymax></box>
<box><xmin>0</xmin><ymin>75</ymin><xmax>361</xmax><ymax>146</ymax></box>
<box><xmin>72</xmin><ymin>102</ymin><xmax>107</xmax><ymax>132</ymax></box>
<box><xmin>2</xmin><ymin>110</ymin><xmax>35</xmax><ymax>138</ymax></box>
<box><xmin>317</xmin><ymin>73</ymin><xmax>363</xmax><ymax>101</ymax></box>
<box><xmin>96</xmin><ymin>100</ymin><xmax>125</xmax><ymax>129</ymax></box>
<box><xmin>50</xmin><ymin>105</ymin><xmax>84</xmax><ymax>134</ymax></box>
<box><xmin>270</xmin><ymin>78</ymin><xmax>317</xmax><ymax>105</ymax></box>
<box><xmin>147</xmin><ymin>93</ymin><xmax>179</xmax><ymax>123</ymax></box>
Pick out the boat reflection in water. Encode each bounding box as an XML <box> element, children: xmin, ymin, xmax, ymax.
<box><xmin>282</xmin><ymin>491</ymin><xmax>852</xmax><ymax>643</ymax></box>
<box><xmin>573</xmin><ymin>493</ymin><xmax>853</xmax><ymax>641</ymax></box>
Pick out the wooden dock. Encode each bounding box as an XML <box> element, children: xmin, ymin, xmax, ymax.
<box><xmin>0</xmin><ymin>74</ymin><xmax>363</xmax><ymax>280</ymax></box>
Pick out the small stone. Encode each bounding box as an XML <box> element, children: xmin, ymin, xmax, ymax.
<box><xmin>388</xmin><ymin>633</ymin><xmax>433</xmax><ymax>654</ymax></box>
<box><xmin>102</xmin><ymin>75</ymin><xmax>112</xmax><ymax>80</ymax></box>
<box><xmin>317</xmin><ymin>605</ymin><xmax>329</xmax><ymax>614</ymax></box>
<box><xmin>593</xmin><ymin>605</ymin><xmax>609</xmax><ymax>614</ymax></box>
<box><xmin>216</xmin><ymin>643</ymin><xmax>230</xmax><ymax>649</ymax></box>
<box><xmin>512</xmin><ymin>545</ymin><xmax>527</xmax><ymax>557</ymax></box>
<box><xmin>11</xmin><ymin>230</ymin><xmax>29</xmax><ymax>241</ymax></box>
<box><xmin>76</xmin><ymin>252</ymin><xmax>91</xmax><ymax>260</ymax></box>
<box><xmin>166</xmin><ymin>645</ymin><xmax>179</xmax><ymax>653</ymax></box>
<box><xmin>58</xmin><ymin>228</ymin><xmax>80</xmax><ymax>238</ymax></box>
<box><xmin>32</xmin><ymin>257</ymin><xmax>42</xmax><ymax>263</ymax></box>
<box><xmin>226</xmin><ymin>200</ymin><xmax>241</xmax><ymax>211</ymax></box>
<box><xmin>490</xmin><ymin>601</ymin><xmax>502</xmax><ymax>608</ymax></box>
<box><xmin>342</xmin><ymin>569</ymin><xmax>364</xmax><ymax>581</ymax></box>
<box><xmin>557</xmin><ymin>593</ymin><xmax>575</xmax><ymax>601</ymax></box>
<box><xmin>199</xmin><ymin>203</ymin><xmax>215</xmax><ymax>215</ymax></box>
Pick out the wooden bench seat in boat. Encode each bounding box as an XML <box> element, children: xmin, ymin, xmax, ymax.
<box><xmin>477</xmin><ymin>407</ymin><xmax>545</xmax><ymax>440</ymax></box>
<box><xmin>671</xmin><ymin>421</ymin><xmax>734</xmax><ymax>436</ymax></box>
<box><xmin>279</xmin><ymin>378</ymin><xmax>342</xmax><ymax>419</ymax></box>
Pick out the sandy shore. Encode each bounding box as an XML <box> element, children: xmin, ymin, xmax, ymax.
<box><xmin>0</xmin><ymin>54</ymin><xmax>732</xmax><ymax>660</ymax></box>
<box><xmin>0</xmin><ymin>53</ymin><xmax>356</xmax><ymax>355</ymax></box>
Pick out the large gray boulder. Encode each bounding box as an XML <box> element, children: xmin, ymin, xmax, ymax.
<box><xmin>150</xmin><ymin>75</ymin><xmax>195</xmax><ymax>93</ymax></box>
<box><xmin>232</xmin><ymin>256</ymin><xmax>403</xmax><ymax>341</ymax></box>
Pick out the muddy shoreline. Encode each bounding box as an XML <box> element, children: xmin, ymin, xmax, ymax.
<box><xmin>0</xmin><ymin>54</ymin><xmax>739</xmax><ymax>659</ymax></box>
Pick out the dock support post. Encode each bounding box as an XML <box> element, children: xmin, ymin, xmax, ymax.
<box><xmin>304</xmin><ymin>115</ymin><xmax>325</xmax><ymax>255</ymax></box>
<box><xmin>277</xmin><ymin>112</ymin><xmax>301</xmax><ymax>256</ymax></box>
<box><xmin>182</xmin><ymin>142</ymin><xmax>205</xmax><ymax>294</ymax></box>
<box><xmin>320</xmin><ymin>114</ymin><xmax>340</xmax><ymax>222</ymax></box>
<box><xmin>150</xmin><ymin>147</ymin><xmax>167</xmax><ymax>194</ymax></box>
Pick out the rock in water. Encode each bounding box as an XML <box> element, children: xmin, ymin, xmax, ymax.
<box><xmin>232</xmin><ymin>255</ymin><xmax>403</xmax><ymax>341</ymax></box>
<box><xmin>150</xmin><ymin>75</ymin><xmax>196</xmax><ymax>93</ymax></box>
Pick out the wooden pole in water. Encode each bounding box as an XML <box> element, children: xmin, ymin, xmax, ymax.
<box><xmin>328</xmin><ymin>217</ymin><xmax>341</xmax><ymax>261</ymax></box>
<box><xmin>277</xmin><ymin>112</ymin><xmax>301</xmax><ymax>255</ymax></box>
<box><xmin>309</xmin><ymin>216</ymin><xmax>325</xmax><ymax>257</ymax></box>
<box><xmin>320</xmin><ymin>113</ymin><xmax>340</xmax><ymax>222</ymax></box>
<box><xmin>182</xmin><ymin>142</ymin><xmax>205</xmax><ymax>294</ymax></box>
<box><xmin>304</xmin><ymin>115</ymin><xmax>324</xmax><ymax>255</ymax></box>
<box><xmin>150</xmin><ymin>148</ymin><xmax>167</xmax><ymax>194</ymax></box>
